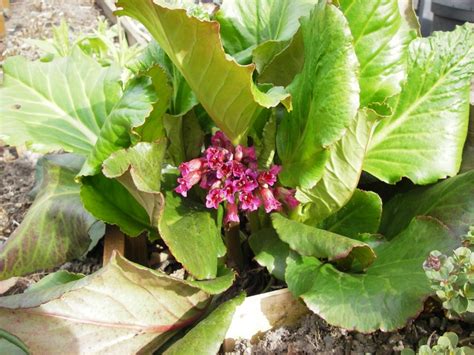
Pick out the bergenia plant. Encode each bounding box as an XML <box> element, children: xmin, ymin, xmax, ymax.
<box><xmin>0</xmin><ymin>0</ymin><xmax>473</xmax><ymax>352</ymax></box>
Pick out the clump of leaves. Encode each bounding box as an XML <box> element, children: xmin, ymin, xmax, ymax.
<box><xmin>403</xmin><ymin>332</ymin><xmax>474</xmax><ymax>355</ymax></box>
<box><xmin>0</xmin><ymin>0</ymin><xmax>473</xmax><ymax>352</ymax></box>
<box><xmin>424</xmin><ymin>227</ymin><xmax>474</xmax><ymax>320</ymax></box>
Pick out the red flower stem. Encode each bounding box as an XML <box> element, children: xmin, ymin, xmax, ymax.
<box><xmin>225</xmin><ymin>224</ymin><xmax>244</xmax><ymax>271</ymax></box>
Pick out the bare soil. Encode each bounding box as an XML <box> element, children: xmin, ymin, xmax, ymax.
<box><xmin>1</xmin><ymin>0</ymin><xmax>102</xmax><ymax>62</ymax></box>
<box><xmin>234</xmin><ymin>307</ymin><xmax>473</xmax><ymax>354</ymax></box>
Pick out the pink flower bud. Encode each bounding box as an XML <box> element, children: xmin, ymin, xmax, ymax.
<box><xmin>224</xmin><ymin>202</ymin><xmax>240</xmax><ymax>226</ymax></box>
<box><xmin>179</xmin><ymin>158</ymin><xmax>203</xmax><ymax>175</ymax></box>
<box><xmin>259</xmin><ymin>187</ymin><xmax>282</xmax><ymax>213</ymax></box>
<box><xmin>234</xmin><ymin>145</ymin><xmax>244</xmax><ymax>161</ymax></box>
<box><xmin>275</xmin><ymin>187</ymin><xmax>299</xmax><ymax>209</ymax></box>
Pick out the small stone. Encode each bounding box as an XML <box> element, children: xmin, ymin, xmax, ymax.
<box><xmin>388</xmin><ymin>334</ymin><xmax>402</xmax><ymax>344</ymax></box>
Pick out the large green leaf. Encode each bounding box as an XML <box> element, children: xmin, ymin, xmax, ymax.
<box><xmin>249</xmin><ymin>228</ymin><xmax>290</xmax><ymax>281</ymax></box>
<box><xmin>317</xmin><ymin>189</ymin><xmax>382</xmax><ymax>239</ymax></box>
<box><xmin>79</xmin><ymin>76</ymin><xmax>159</xmax><ymax>176</ymax></box>
<box><xmin>380</xmin><ymin>170</ymin><xmax>474</xmax><ymax>239</ymax></box>
<box><xmin>0</xmin><ymin>154</ymin><xmax>104</xmax><ymax>280</ymax></box>
<box><xmin>164</xmin><ymin>293</ymin><xmax>245</xmax><ymax>355</ymax></box>
<box><xmin>0</xmin><ymin>253</ymin><xmax>210</xmax><ymax>354</ymax></box>
<box><xmin>158</xmin><ymin>190</ymin><xmax>225</xmax><ymax>280</ymax></box>
<box><xmin>0</xmin><ymin>49</ymin><xmax>121</xmax><ymax>155</ymax></box>
<box><xmin>216</xmin><ymin>0</ymin><xmax>317</xmax><ymax>65</ymax></box>
<box><xmin>296</xmin><ymin>109</ymin><xmax>375</xmax><ymax>223</ymax></box>
<box><xmin>339</xmin><ymin>0</ymin><xmax>418</xmax><ymax>109</ymax></box>
<box><xmin>364</xmin><ymin>24</ymin><xmax>474</xmax><ymax>184</ymax></box>
<box><xmin>286</xmin><ymin>217</ymin><xmax>459</xmax><ymax>332</ymax></box>
<box><xmin>116</xmin><ymin>0</ymin><xmax>290</xmax><ymax>144</ymax></box>
<box><xmin>272</xmin><ymin>214</ymin><xmax>375</xmax><ymax>269</ymax></box>
<box><xmin>277</xmin><ymin>2</ymin><xmax>359</xmax><ymax>188</ymax></box>
<box><xmin>256</xmin><ymin>29</ymin><xmax>304</xmax><ymax>87</ymax></box>
<box><xmin>80</xmin><ymin>173</ymin><xmax>156</xmax><ymax>238</ymax></box>
<box><xmin>103</xmin><ymin>141</ymin><xmax>166</xmax><ymax>194</ymax></box>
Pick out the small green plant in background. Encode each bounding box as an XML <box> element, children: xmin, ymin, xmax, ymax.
<box><xmin>424</xmin><ymin>227</ymin><xmax>474</xmax><ymax>321</ymax></box>
<box><xmin>402</xmin><ymin>332</ymin><xmax>474</xmax><ymax>355</ymax></box>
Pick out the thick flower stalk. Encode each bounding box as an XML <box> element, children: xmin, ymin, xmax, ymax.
<box><xmin>175</xmin><ymin>131</ymin><xmax>298</xmax><ymax>227</ymax></box>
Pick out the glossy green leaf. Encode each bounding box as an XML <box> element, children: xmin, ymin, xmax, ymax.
<box><xmin>79</xmin><ymin>76</ymin><xmax>159</xmax><ymax>176</ymax></box>
<box><xmin>296</xmin><ymin>109</ymin><xmax>376</xmax><ymax>223</ymax></box>
<box><xmin>158</xmin><ymin>191</ymin><xmax>225</xmax><ymax>280</ymax></box>
<box><xmin>0</xmin><ymin>155</ymin><xmax>104</xmax><ymax>280</ymax></box>
<box><xmin>317</xmin><ymin>189</ymin><xmax>382</xmax><ymax>239</ymax></box>
<box><xmin>216</xmin><ymin>0</ymin><xmax>317</xmax><ymax>65</ymax></box>
<box><xmin>277</xmin><ymin>2</ymin><xmax>359</xmax><ymax>188</ymax></box>
<box><xmin>257</xmin><ymin>28</ymin><xmax>304</xmax><ymax>87</ymax></box>
<box><xmin>116</xmin><ymin>0</ymin><xmax>290</xmax><ymax>144</ymax></box>
<box><xmin>364</xmin><ymin>24</ymin><xmax>474</xmax><ymax>184</ymax></box>
<box><xmin>0</xmin><ymin>253</ymin><xmax>210</xmax><ymax>354</ymax></box>
<box><xmin>272</xmin><ymin>213</ymin><xmax>375</xmax><ymax>269</ymax></box>
<box><xmin>0</xmin><ymin>329</ymin><xmax>29</xmax><ymax>355</ymax></box>
<box><xmin>380</xmin><ymin>170</ymin><xmax>474</xmax><ymax>239</ymax></box>
<box><xmin>286</xmin><ymin>217</ymin><xmax>459</xmax><ymax>332</ymax></box>
<box><xmin>80</xmin><ymin>173</ymin><xmax>156</xmax><ymax>238</ymax></box>
<box><xmin>185</xmin><ymin>265</ymin><xmax>235</xmax><ymax>295</ymax></box>
<box><xmin>249</xmin><ymin>228</ymin><xmax>290</xmax><ymax>281</ymax></box>
<box><xmin>164</xmin><ymin>293</ymin><xmax>245</xmax><ymax>355</ymax></box>
<box><xmin>339</xmin><ymin>0</ymin><xmax>418</xmax><ymax>109</ymax></box>
<box><xmin>103</xmin><ymin>140</ymin><xmax>166</xmax><ymax>194</ymax></box>
<box><xmin>0</xmin><ymin>49</ymin><xmax>121</xmax><ymax>155</ymax></box>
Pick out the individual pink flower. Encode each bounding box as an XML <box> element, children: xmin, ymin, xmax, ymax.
<box><xmin>205</xmin><ymin>147</ymin><xmax>230</xmax><ymax>170</ymax></box>
<box><xmin>259</xmin><ymin>187</ymin><xmax>282</xmax><ymax>213</ymax></box>
<box><xmin>258</xmin><ymin>165</ymin><xmax>281</xmax><ymax>187</ymax></box>
<box><xmin>233</xmin><ymin>169</ymin><xmax>258</xmax><ymax>193</ymax></box>
<box><xmin>223</xmin><ymin>180</ymin><xmax>236</xmax><ymax>203</ymax></box>
<box><xmin>206</xmin><ymin>188</ymin><xmax>225</xmax><ymax>209</ymax></box>
<box><xmin>274</xmin><ymin>187</ymin><xmax>299</xmax><ymax>209</ymax></box>
<box><xmin>239</xmin><ymin>191</ymin><xmax>261</xmax><ymax>211</ymax></box>
<box><xmin>224</xmin><ymin>203</ymin><xmax>240</xmax><ymax>226</ymax></box>
<box><xmin>216</xmin><ymin>161</ymin><xmax>233</xmax><ymax>179</ymax></box>
<box><xmin>175</xmin><ymin>177</ymin><xmax>191</xmax><ymax>197</ymax></box>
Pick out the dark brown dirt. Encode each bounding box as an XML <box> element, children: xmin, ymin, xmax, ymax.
<box><xmin>1</xmin><ymin>0</ymin><xmax>102</xmax><ymax>62</ymax></box>
<box><xmin>233</xmin><ymin>304</ymin><xmax>474</xmax><ymax>354</ymax></box>
<box><xmin>0</xmin><ymin>146</ymin><xmax>36</xmax><ymax>246</ymax></box>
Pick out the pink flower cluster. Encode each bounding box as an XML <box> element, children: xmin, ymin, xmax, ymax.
<box><xmin>175</xmin><ymin>131</ymin><xmax>299</xmax><ymax>226</ymax></box>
